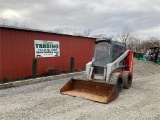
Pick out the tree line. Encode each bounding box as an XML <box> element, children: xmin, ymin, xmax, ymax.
<box><xmin>1</xmin><ymin>17</ymin><xmax>159</xmax><ymax>52</ymax></box>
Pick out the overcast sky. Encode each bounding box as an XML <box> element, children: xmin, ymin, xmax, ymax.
<box><xmin>0</xmin><ymin>0</ymin><xmax>160</xmax><ymax>39</ymax></box>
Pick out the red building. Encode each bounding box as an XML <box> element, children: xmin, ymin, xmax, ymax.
<box><xmin>0</xmin><ymin>26</ymin><xmax>95</xmax><ymax>80</ymax></box>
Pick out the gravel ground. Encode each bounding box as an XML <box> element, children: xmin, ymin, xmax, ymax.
<box><xmin>0</xmin><ymin>59</ymin><xmax>160</xmax><ymax>120</ymax></box>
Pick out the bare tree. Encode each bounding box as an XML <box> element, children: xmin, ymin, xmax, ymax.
<box><xmin>109</xmin><ymin>35</ymin><xmax>116</xmax><ymax>40</ymax></box>
<box><xmin>117</xmin><ymin>25</ymin><xmax>132</xmax><ymax>49</ymax></box>
<box><xmin>135</xmin><ymin>37</ymin><xmax>159</xmax><ymax>52</ymax></box>
<box><xmin>0</xmin><ymin>17</ymin><xmax>8</xmax><ymax>26</ymax></box>
<box><xmin>53</xmin><ymin>27</ymin><xmax>92</xmax><ymax>37</ymax></box>
<box><xmin>73</xmin><ymin>32</ymin><xmax>84</xmax><ymax>36</ymax></box>
<box><xmin>0</xmin><ymin>17</ymin><xmax>30</xmax><ymax>29</ymax></box>
<box><xmin>13</xmin><ymin>21</ymin><xmax>19</xmax><ymax>27</ymax></box>
<box><xmin>149</xmin><ymin>37</ymin><xmax>159</xmax><ymax>46</ymax></box>
<box><xmin>20</xmin><ymin>22</ymin><xmax>29</xmax><ymax>28</ymax></box>
<box><xmin>53</xmin><ymin>28</ymin><xmax>64</xmax><ymax>34</ymax></box>
<box><xmin>53</xmin><ymin>27</ymin><xmax>74</xmax><ymax>35</ymax></box>
<box><xmin>63</xmin><ymin>27</ymin><xmax>73</xmax><ymax>35</ymax></box>
<box><xmin>93</xmin><ymin>34</ymin><xmax>108</xmax><ymax>38</ymax></box>
<box><xmin>127</xmin><ymin>37</ymin><xmax>141</xmax><ymax>51</ymax></box>
<box><xmin>83</xmin><ymin>28</ymin><xmax>92</xmax><ymax>37</ymax></box>
<box><xmin>72</xmin><ymin>28</ymin><xmax>77</xmax><ymax>35</ymax></box>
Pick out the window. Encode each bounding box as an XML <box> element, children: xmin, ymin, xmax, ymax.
<box><xmin>93</xmin><ymin>42</ymin><xmax>110</xmax><ymax>66</ymax></box>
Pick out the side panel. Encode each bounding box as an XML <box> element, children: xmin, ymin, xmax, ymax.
<box><xmin>124</xmin><ymin>50</ymin><xmax>134</xmax><ymax>78</ymax></box>
<box><xmin>106</xmin><ymin>50</ymin><xmax>130</xmax><ymax>81</ymax></box>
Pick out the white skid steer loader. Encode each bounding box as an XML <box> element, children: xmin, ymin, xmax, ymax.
<box><xmin>60</xmin><ymin>38</ymin><xmax>133</xmax><ymax>103</ymax></box>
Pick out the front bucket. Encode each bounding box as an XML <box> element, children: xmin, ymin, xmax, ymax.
<box><xmin>60</xmin><ymin>79</ymin><xmax>119</xmax><ymax>103</ymax></box>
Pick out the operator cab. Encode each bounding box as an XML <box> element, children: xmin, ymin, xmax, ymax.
<box><xmin>92</xmin><ymin>38</ymin><xmax>125</xmax><ymax>79</ymax></box>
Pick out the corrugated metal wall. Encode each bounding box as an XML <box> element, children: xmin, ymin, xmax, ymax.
<box><xmin>0</xmin><ymin>27</ymin><xmax>95</xmax><ymax>80</ymax></box>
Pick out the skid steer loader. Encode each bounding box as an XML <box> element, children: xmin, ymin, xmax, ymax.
<box><xmin>60</xmin><ymin>38</ymin><xmax>133</xmax><ymax>103</ymax></box>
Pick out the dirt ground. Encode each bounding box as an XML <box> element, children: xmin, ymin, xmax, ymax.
<box><xmin>0</xmin><ymin>59</ymin><xmax>160</xmax><ymax>120</ymax></box>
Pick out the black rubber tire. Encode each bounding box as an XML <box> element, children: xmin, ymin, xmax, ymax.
<box><xmin>122</xmin><ymin>71</ymin><xmax>132</xmax><ymax>89</ymax></box>
<box><xmin>110</xmin><ymin>73</ymin><xmax>123</xmax><ymax>92</ymax></box>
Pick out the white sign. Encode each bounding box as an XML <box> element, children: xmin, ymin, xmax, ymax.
<box><xmin>34</xmin><ymin>40</ymin><xmax>60</xmax><ymax>58</ymax></box>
